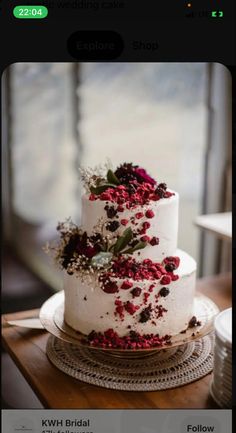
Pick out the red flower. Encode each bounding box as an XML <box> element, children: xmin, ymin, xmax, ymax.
<box><xmin>134</xmin><ymin>167</ymin><xmax>156</xmax><ymax>185</ymax></box>
<box><xmin>84</xmin><ymin>246</ymin><xmax>97</xmax><ymax>258</ymax></box>
<box><xmin>76</xmin><ymin>241</ymin><xmax>98</xmax><ymax>258</ymax></box>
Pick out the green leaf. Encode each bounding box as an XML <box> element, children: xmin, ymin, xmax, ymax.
<box><xmin>113</xmin><ymin>237</ymin><xmax>125</xmax><ymax>254</ymax></box>
<box><xmin>122</xmin><ymin>227</ymin><xmax>133</xmax><ymax>242</ymax></box>
<box><xmin>108</xmin><ymin>243</ymin><xmax>115</xmax><ymax>252</ymax></box>
<box><xmin>122</xmin><ymin>241</ymin><xmax>147</xmax><ymax>254</ymax></box>
<box><xmin>107</xmin><ymin>169</ymin><xmax>120</xmax><ymax>185</ymax></box>
<box><xmin>113</xmin><ymin>227</ymin><xmax>133</xmax><ymax>254</ymax></box>
<box><xmin>91</xmin><ymin>252</ymin><xmax>113</xmax><ymax>268</ymax></box>
<box><xmin>90</xmin><ymin>183</ymin><xmax>116</xmax><ymax>195</ymax></box>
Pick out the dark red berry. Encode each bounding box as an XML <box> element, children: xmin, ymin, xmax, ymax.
<box><xmin>163</xmin><ymin>256</ymin><xmax>180</xmax><ymax>268</ymax></box>
<box><xmin>140</xmin><ymin>235</ymin><xmax>150</xmax><ymax>242</ymax></box>
<box><xmin>155</xmin><ymin>188</ymin><xmax>165</xmax><ymax>198</ymax></box>
<box><xmin>129</xmin><ymin>330</ymin><xmax>140</xmax><ymax>342</ymax></box>
<box><xmin>159</xmin><ymin>287</ymin><xmax>169</xmax><ymax>297</ymax></box>
<box><xmin>145</xmin><ymin>210</ymin><xmax>155</xmax><ymax>218</ymax></box>
<box><xmin>150</xmin><ymin>236</ymin><xmax>159</xmax><ymax>246</ymax></box>
<box><xmin>165</xmin><ymin>262</ymin><xmax>176</xmax><ymax>272</ymax></box>
<box><xmin>131</xmin><ymin>287</ymin><xmax>142</xmax><ymax>297</ymax></box>
<box><xmin>105</xmin><ymin>205</ymin><xmax>117</xmax><ymax>219</ymax></box>
<box><xmin>103</xmin><ymin>281</ymin><xmax>119</xmax><ymax>293</ymax></box>
<box><xmin>142</xmin><ymin>221</ymin><xmax>151</xmax><ymax>230</ymax></box>
<box><xmin>106</xmin><ymin>220</ymin><xmax>120</xmax><ymax>232</ymax></box>
<box><xmin>139</xmin><ymin>304</ymin><xmax>152</xmax><ymax>323</ymax></box>
<box><xmin>158</xmin><ymin>183</ymin><xmax>167</xmax><ymax>190</ymax></box>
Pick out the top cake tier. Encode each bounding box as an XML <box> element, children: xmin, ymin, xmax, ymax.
<box><xmin>81</xmin><ymin>190</ymin><xmax>179</xmax><ymax>263</ymax></box>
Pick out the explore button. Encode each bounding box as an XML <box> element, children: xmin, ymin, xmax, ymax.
<box><xmin>67</xmin><ymin>31</ymin><xmax>124</xmax><ymax>60</ymax></box>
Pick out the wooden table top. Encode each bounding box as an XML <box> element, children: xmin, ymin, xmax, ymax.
<box><xmin>2</xmin><ymin>273</ymin><xmax>231</xmax><ymax>409</ymax></box>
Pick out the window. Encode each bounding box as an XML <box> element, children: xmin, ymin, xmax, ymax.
<box><xmin>79</xmin><ymin>63</ymin><xmax>208</xmax><ymax>262</ymax></box>
<box><xmin>3</xmin><ymin>63</ymin><xmax>80</xmax><ymax>289</ymax></box>
<box><xmin>3</xmin><ymin>62</ymin><xmax>230</xmax><ymax>286</ymax></box>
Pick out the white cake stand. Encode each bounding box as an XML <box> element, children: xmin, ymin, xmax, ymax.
<box><xmin>40</xmin><ymin>291</ymin><xmax>219</xmax><ymax>359</ymax></box>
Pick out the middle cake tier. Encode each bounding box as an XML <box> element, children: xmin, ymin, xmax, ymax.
<box><xmin>81</xmin><ymin>191</ymin><xmax>179</xmax><ymax>263</ymax></box>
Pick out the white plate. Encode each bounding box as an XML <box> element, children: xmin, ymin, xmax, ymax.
<box><xmin>213</xmin><ymin>367</ymin><xmax>232</xmax><ymax>380</ymax></box>
<box><xmin>212</xmin><ymin>375</ymin><xmax>232</xmax><ymax>391</ymax></box>
<box><xmin>213</xmin><ymin>377</ymin><xmax>232</xmax><ymax>392</ymax></box>
<box><xmin>214</xmin><ymin>356</ymin><xmax>232</xmax><ymax>366</ymax></box>
<box><xmin>214</xmin><ymin>308</ymin><xmax>232</xmax><ymax>348</ymax></box>
<box><xmin>214</xmin><ymin>345</ymin><xmax>232</xmax><ymax>356</ymax></box>
<box><xmin>214</xmin><ymin>362</ymin><xmax>232</xmax><ymax>372</ymax></box>
<box><xmin>210</xmin><ymin>382</ymin><xmax>232</xmax><ymax>408</ymax></box>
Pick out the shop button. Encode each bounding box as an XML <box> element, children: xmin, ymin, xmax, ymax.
<box><xmin>67</xmin><ymin>31</ymin><xmax>124</xmax><ymax>60</ymax></box>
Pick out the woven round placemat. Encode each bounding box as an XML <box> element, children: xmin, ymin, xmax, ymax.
<box><xmin>46</xmin><ymin>333</ymin><xmax>214</xmax><ymax>391</ymax></box>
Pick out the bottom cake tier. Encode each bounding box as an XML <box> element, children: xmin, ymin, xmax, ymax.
<box><xmin>64</xmin><ymin>249</ymin><xmax>196</xmax><ymax>338</ymax></box>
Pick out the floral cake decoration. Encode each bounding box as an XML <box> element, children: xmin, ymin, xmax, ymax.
<box><xmin>46</xmin><ymin>163</ymin><xmax>180</xmax><ymax>292</ymax></box>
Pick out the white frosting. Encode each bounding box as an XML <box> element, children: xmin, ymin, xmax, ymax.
<box><xmin>64</xmin><ymin>249</ymin><xmax>196</xmax><ymax>337</ymax></box>
<box><xmin>81</xmin><ymin>192</ymin><xmax>179</xmax><ymax>262</ymax></box>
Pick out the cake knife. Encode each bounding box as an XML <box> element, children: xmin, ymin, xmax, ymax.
<box><xmin>6</xmin><ymin>318</ymin><xmax>44</xmax><ymax>329</ymax></box>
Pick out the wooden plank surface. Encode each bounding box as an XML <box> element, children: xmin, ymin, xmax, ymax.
<box><xmin>1</xmin><ymin>273</ymin><xmax>232</xmax><ymax>409</ymax></box>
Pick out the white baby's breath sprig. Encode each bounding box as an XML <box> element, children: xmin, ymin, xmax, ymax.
<box><xmin>43</xmin><ymin>241</ymin><xmax>51</xmax><ymax>254</ymax></box>
<box><xmin>79</xmin><ymin>164</ymin><xmax>106</xmax><ymax>193</ymax></box>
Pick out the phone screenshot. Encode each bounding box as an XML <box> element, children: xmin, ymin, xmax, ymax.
<box><xmin>1</xmin><ymin>1</ymin><xmax>234</xmax><ymax>432</ymax></box>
